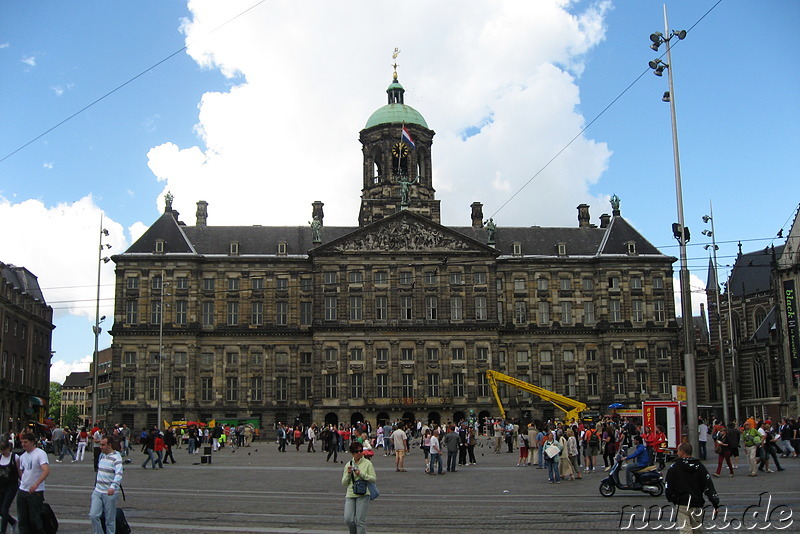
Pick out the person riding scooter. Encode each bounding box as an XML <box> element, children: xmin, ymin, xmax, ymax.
<box><xmin>625</xmin><ymin>435</ymin><xmax>650</xmax><ymax>487</ymax></box>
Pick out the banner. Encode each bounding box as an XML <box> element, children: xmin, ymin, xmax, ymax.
<box><xmin>784</xmin><ymin>280</ymin><xmax>800</xmax><ymax>386</ymax></box>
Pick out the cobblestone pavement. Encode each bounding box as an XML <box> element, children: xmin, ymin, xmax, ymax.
<box><xmin>35</xmin><ymin>437</ymin><xmax>800</xmax><ymax>533</ymax></box>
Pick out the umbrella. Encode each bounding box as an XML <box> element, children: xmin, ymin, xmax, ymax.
<box><xmin>608</xmin><ymin>403</ymin><xmax>625</xmax><ymax>410</ymax></box>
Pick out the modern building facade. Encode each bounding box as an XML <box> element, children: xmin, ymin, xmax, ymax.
<box><xmin>108</xmin><ymin>71</ymin><xmax>683</xmax><ymax>430</ymax></box>
<box><xmin>0</xmin><ymin>261</ymin><xmax>54</xmax><ymax>433</ymax></box>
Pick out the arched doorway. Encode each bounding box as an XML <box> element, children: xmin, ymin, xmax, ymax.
<box><xmin>453</xmin><ymin>411</ymin><xmax>466</xmax><ymax>424</ymax></box>
<box><xmin>324</xmin><ymin>412</ymin><xmax>339</xmax><ymax>427</ymax></box>
<box><xmin>376</xmin><ymin>412</ymin><xmax>390</xmax><ymax>427</ymax></box>
<box><xmin>402</xmin><ymin>411</ymin><xmax>415</xmax><ymax>427</ymax></box>
<box><xmin>351</xmin><ymin>412</ymin><xmax>364</xmax><ymax>426</ymax></box>
<box><xmin>428</xmin><ymin>411</ymin><xmax>441</xmax><ymax>426</ymax></box>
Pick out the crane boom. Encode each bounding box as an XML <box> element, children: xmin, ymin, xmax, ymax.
<box><xmin>486</xmin><ymin>369</ymin><xmax>587</xmax><ymax>424</ymax></box>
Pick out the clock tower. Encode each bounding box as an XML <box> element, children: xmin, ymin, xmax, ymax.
<box><xmin>358</xmin><ymin>59</ymin><xmax>439</xmax><ymax>227</ymax></box>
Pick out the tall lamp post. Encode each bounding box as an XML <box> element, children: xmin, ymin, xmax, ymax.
<box><xmin>702</xmin><ymin>203</ymin><xmax>730</xmax><ymax>425</ymax></box>
<box><xmin>648</xmin><ymin>6</ymin><xmax>699</xmax><ymax>455</ymax></box>
<box><xmin>91</xmin><ymin>217</ymin><xmax>111</xmax><ymax>426</ymax></box>
<box><xmin>157</xmin><ymin>269</ymin><xmax>165</xmax><ymax>429</ymax></box>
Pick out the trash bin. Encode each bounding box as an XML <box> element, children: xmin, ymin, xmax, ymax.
<box><xmin>202</xmin><ymin>445</ymin><xmax>212</xmax><ymax>464</ymax></box>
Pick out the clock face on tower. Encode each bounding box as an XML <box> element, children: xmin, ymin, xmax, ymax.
<box><xmin>392</xmin><ymin>142</ymin><xmax>409</xmax><ymax>158</ymax></box>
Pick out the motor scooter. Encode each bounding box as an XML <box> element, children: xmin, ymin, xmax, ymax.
<box><xmin>599</xmin><ymin>452</ymin><xmax>663</xmax><ymax>497</ymax></box>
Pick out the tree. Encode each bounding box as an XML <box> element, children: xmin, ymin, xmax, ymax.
<box><xmin>62</xmin><ymin>405</ymin><xmax>81</xmax><ymax>429</ymax></box>
<box><xmin>49</xmin><ymin>381</ymin><xmax>62</xmax><ymax>422</ymax></box>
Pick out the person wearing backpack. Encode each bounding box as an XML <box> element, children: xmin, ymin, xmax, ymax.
<box><xmin>0</xmin><ymin>440</ymin><xmax>19</xmax><ymax>534</ymax></box>
<box><xmin>584</xmin><ymin>426</ymin><xmax>600</xmax><ymax>472</ymax></box>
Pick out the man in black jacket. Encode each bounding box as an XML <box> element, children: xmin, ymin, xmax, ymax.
<box><xmin>665</xmin><ymin>442</ymin><xmax>720</xmax><ymax>534</ymax></box>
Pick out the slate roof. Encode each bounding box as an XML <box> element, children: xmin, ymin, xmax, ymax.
<box><xmin>1</xmin><ymin>262</ymin><xmax>47</xmax><ymax>303</ymax></box>
<box><xmin>62</xmin><ymin>371</ymin><xmax>90</xmax><ymax>388</ymax></box>
<box><xmin>727</xmin><ymin>245</ymin><xmax>782</xmax><ymax>297</ymax></box>
<box><xmin>121</xmin><ymin>208</ymin><xmax>671</xmax><ymax>261</ymax></box>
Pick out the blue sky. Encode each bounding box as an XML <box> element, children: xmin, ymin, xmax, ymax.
<box><xmin>1</xmin><ymin>1</ymin><xmax>797</xmax><ymax>382</ymax></box>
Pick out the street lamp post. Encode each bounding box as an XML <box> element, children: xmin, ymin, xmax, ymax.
<box><xmin>649</xmin><ymin>6</ymin><xmax>699</xmax><ymax>455</ymax></box>
<box><xmin>157</xmin><ymin>269</ymin><xmax>165</xmax><ymax>429</ymax></box>
<box><xmin>702</xmin><ymin>203</ymin><xmax>730</xmax><ymax>424</ymax></box>
<box><xmin>91</xmin><ymin>216</ymin><xmax>111</xmax><ymax>426</ymax></box>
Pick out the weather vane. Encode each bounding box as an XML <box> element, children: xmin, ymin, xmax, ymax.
<box><xmin>392</xmin><ymin>47</ymin><xmax>400</xmax><ymax>81</ymax></box>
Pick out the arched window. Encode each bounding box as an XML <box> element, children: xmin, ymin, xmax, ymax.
<box><xmin>752</xmin><ymin>356</ymin><xmax>769</xmax><ymax>398</ymax></box>
<box><xmin>707</xmin><ymin>364</ymin><xmax>718</xmax><ymax>402</ymax></box>
<box><xmin>753</xmin><ymin>307</ymin><xmax>767</xmax><ymax>330</ymax></box>
<box><xmin>731</xmin><ymin>311</ymin><xmax>742</xmax><ymax>342</ymax></box>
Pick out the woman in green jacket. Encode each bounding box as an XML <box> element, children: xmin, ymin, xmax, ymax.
<box><xmin>342</xmin><ymin>441</ymin><xmax>376</xmax><ymax>534</ymax></box>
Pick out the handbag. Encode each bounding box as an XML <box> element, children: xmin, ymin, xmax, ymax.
<box><xmin>350</xmin><ymin>464</ymin><xmax>368</xmax><ymax>495</ymax></box>
<box><xmin>544</xmin><ymin>444</ymin><xmax>560</xmax><ymax>459</ymax></box>
<box><xmin>714</xmin><ymin>442</ymin><xmax>722</xmax><ymax>455</ymax></box>
<box><xmin>367</xmin><ymin>481</ymin><xmax>380</xmax><ymax>501</ymax></box>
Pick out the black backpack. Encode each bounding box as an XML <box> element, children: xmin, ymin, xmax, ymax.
<box><xmin>41</xmin><ymin>501</ymin><xmax>58</xmax><ymax>534</ymax></box>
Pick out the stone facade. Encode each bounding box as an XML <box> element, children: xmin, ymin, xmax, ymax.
<box><xmin>107</xmin><ymin>74</ymin><xmax>683</xmax><ymax>430</ymax></box>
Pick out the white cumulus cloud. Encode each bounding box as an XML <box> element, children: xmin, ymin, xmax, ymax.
<box><xmin>50</xmin><ymin>354</ymin><xmax>92</xmax><ymax>385</ymax></box>
<box><xmin>21</xmin><ymin>55</ymin><xmax>36</xmax><ymax>67</ymax></box>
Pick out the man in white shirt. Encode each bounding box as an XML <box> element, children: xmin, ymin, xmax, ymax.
<box><xmin>698</xmin><ymin>420</ymin><xmax>709</xmax><ymax>460</ymax></box>
<box><xmin>90</xmin><ymin>437</ymin><xmax>124</xmax><ymax>534</ymax></box>
<box><xmin>428</xmin><ymin>429</ymin><xmax>443</xmax><ymax>475</ymax></box>
<box><xmin>17</xmin><ymin>432</ymin><xmax>50</xmax><ymax>534</ymax></box>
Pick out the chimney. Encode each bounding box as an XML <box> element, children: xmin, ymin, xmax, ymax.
<box><xmin>312</xmin><ymin>201</ymin><xmax>325</xmax><ymax>226</ymax></box>
<box><xmin>599</xmin><ymin>213</ymin><xmax>611</xmax><ymax>228</ymax></box>
<box><xmin>577</xmin><ymin>204</ymin><xmax>590</xmax><ymax>228</ymax></box>
<box><xmin>196</xmin><ymin>201</ymin><xmax>208</xmax><ymax>227</ymax></box>
<box><xmin>471</xmin><ymin>202</ymin><xmax>484</xmax><ymax>228</ymax></box>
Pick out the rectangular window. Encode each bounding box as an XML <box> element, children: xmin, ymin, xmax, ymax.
<box><xmin>376</xmin><ymin>374</ymin><xmax>389</xmax><ymax>398</ymax></box>
<box><xmin>275</xmin><ymin>352</ymin><xmax>289</xmax><ymax>365</ymax></box>
<box><xmin>201</xmin><ymin>377</ymin><xmax>213</xmax><ymax>402</ymax></box>
<box><xmin>514</xmin><ymin>278</ymin><xmax>526</xmax><ymax>292</ymax></box>
<box><xmin>324</xmin><ymin>272</ymin><xmax>337</xmax><ymax>285</ymax></box>
<box><xmin>351</xmin><ymin>374</ymin><xmax>364</xmax><ymax>398</ymax></box>
<box><xmin>612</xmin><ymin>348</ymin><xmax>624</xmax><ymax>361</ymax></box>
<box><xmin>123</xmin><ymin>377</ymin><xmax>135</xmax><ymax>401</ymax></box>
<box><xmin>477</xmin><ymin>373</ymin><xmax>490</xmax><ymax>397</ymax></box>
<box><xmin>376</xmin><ymin>348</ymin><xmax>389</xmax><ymax>362</ymax></box>
<box><xmin>586</xmin><ymin>349</ymin><xmax>597</xmax><ymax>361</ymax></box>
<box><xmin>653</xmin><ymin>276</ymin><xmax>664</xmax><ymax>289</ymax></box>
<box><xmin>423</xmin><ymin>271</ymin><xmax>436</xmax><ymax>284</ymax></box>
<box><xmin>609</xmin><ymin>300</ymin><xmax>621</xmax><ymax>322</ymax></box>
<box><xmin>173</xmin><ymin>351</ymin><xmax>187</xmax><ymax>365</ymax></box>
<box><xmin>299</xmin><ymin>352</ymin><xmax>311</xmax><ymax>365</ymax></box>
<box><xmin>174</xmin><ymin>276</ymin><xmax>188</xmax><ymax>290</ymax></box>
<box><xmin>226</xmin><ymin>352</ymin><xmax>238</xmax><ymax>366</ymax></box>
<box><xmin>560</xmin><ymin>278</ymin><xmax>571</xmax><ymax>291</ymax></box>
<box><xmin>451</xmin><ymin>347</ymin><xmax>465</xmax><ymax>361</ymax></box>
<box><xmin>124</xmin><ymin>351</ymin><xmax>136</xmax><ymax>365</ymax></box>
<box><xmin>251</xmin><ymin>352</ymin><xmax>264</xmax><ymax>366</ymax></box>
<box><xmin>659</xmin><ymin>371</ymin><xmax>670</xmax><ymax>394</ymax></box>
<box><xmin>657</xmin><ymin>347</ymin><xmax>669</xmax><ymax>360</ymax></box>
<box><xmin>251</xmin><ymin>277</ymin><xmax>263</xmax><ymax>290</ymax></box>
<box><xmin>516</xmin><ymin>350</ymin><xmax>529</xmax><ymax>363</ymax></box>
<box><xmin>540</xmin><ymin>374</ymin><xmax>553</xmax><ymax>390</ymax></box>
<box><xmin>175</xmin><ymin>300</ymin><xmax>187</xmax><ymax>325</ymax></box>
<box><xmin>474</xmin><ymin>272</ymin><xmax>486</xmax><ymax>284</ymax></box>
<box><xmin>401</xmin><ymin>348</ymin><xmax>414</xmax><ymax>361</ymax></box>
<box><xmin>275</xmin><ymin>377</ymin><xmax>287</xmax><ymax>401</ymax></box>
<box><xmin>537</xmin><ymin>278</ymin><xmax>549</xmax><ymax>291</ymax></box>
<box><xmin>276</xmin><ymin>301</ymin><xmax>288</xmax><ymax>325</ymax></box>
<box><xmin>251</xmin><ymin>377</ymin><xmax>263</xmax><ymax>401</ymax></box>
<box><xmin>584</xmin><ymin>301</ymin><xmax>596</xmax><ymax>324</ymax></box>
<box><xmin>300</xmin><ymin>277</ymin><xmax>312</xmax><ymax>291</ymax></box>
<box><xmin>348</xmin><ymin>271</ymin><xmax>363</xmax><ymax>284</ymax></box>
<box><xmin>654</xmin><ymin>300</ymin><xmax>666</xmax><ymax>322</ymax></box>
<box><xmin>152</xmin><ymin>275</ymin><xmax>163</xmax><ymax>290</ymax></box>
<box><xmin>514</xmin><ymin>301</ymin><xmax>526</xmax><ymax>324</ymax></box>
<box><xmin>202</xmin><ymin>301</ymin><xmax>214</xmax><ymax>326</ymax></box>
<box><xmin>476</xmin><ymin>346</ymin><xmax>488</xmax><ymax>363</ymax></box>
<box><xmin>449</xmin><ymin>272</ymin><xmax>463</xmax><ymax>284</ymax></box>
<box><xmin>374</xmin><ymin>271</ymin><xmax>388</xmax><ymax>285</ymax></box>
<box><xmin>300</xmin><ymin>376</ymin><xmax>312</xmax><ymax>400</ymax></box>
<box><xmin>614</xmin><ymin>371</ymin><xmax>625</xmax><ymax>395</ymax></box>
<box><xmin>226</xmin><ymin>377</ymin><xmax>239</xmax><ymax>401</ymax></box>
<box><xmin>174</xmin><ymin>376</ymin><xmax>186</xmax><ymax>401</ymax></box>
<box><xmin>538</xmin><ymin>301</ymin><xmax>550</xmax><ymax>324</ymax></box>
<box><xmin>251</xmin><ymin>302</ymin><xmax>264</xmax><ymax>325</ymax></box>
<box><xmin>497</xmin><ymin>301</ymin><xmax>503</xmax><ymax>324</ymax></box>
<box><xmin>631</xmin><ymin>276</ymin><xmax>642</xmax><ymax>290</ymax></box>
<box><xmin>276</xmin><ymin>278</ymin><xmax>288</xmax><ymax>291</ymax></box>
<box><xmin>452</xmin><ymin>373</ymin><xmax>465</xmax><ymax>397</ymax></box>
<box><xmin>227</xmin><ymin>301</ymin><xmax>239</xmax><ymax>325</ymax></box>
<box><xmin>561</xmin><ymin>301</ymin><xmax>572</xmax><ymax>324</ymax></box>
<box><xmin>201</xmin><ymin>352</ymin><xmax>214</xmax><ymax>366</ymax></box>
<box><xmin>203</xmin><ymin>278</ymin><xmax>215</xmax><ymax>291</ymax></box>
<box><xmin>350</xmin><ymin>348</ymin><xmax>364</xmax><ymax>361</ymax></box>
<box><xmin>582</xmin><ymin>278</ymin><xmax>594</xmax><ymax>291</ymax></box>
<box><xmin>425</xmin><ymin>296</ymin><xmax>438</xmax><ymax>320</ymax></box>
<box><xmin>636</xmin><ymin>370</ymin><xmax>648</xmax><ymax>394</ymax></box>
<box><xmin>324</xmin><ymin>296</ymin><xmax>337</xmax><ymax>321</ymax></box>
<box><xmin>125</xmin><ymin>301</ymin><xmax>138</xmax><ymax>324</ymax></box>
<box><xmin>126</xmin><ymin>277</ymin><xmax>139</xmax><ymax>290</ymax></box>
<box><xmin>540</xmin><ymin>350</ymin><xmax>552</xmax><ymax>362</ymax></box>
<box><xmin>227</xmin><ymin>278</ymin><xmax>239</xmax><ymax>291</ymax></box>
<box><xmin>324</xmin><ymin>374</ymin><xmax>337</xmax><ymax>398</ymax></box>
<box><xmin>399</xmin><ymin>271</ymin><xmax>413</xmax><ymax>285</ymax></box>
<box><xmin>350</xmin><ymin>295</ymin><xmax>365</xmax><ymax>320</ymax></box>
<box><xmin>635</xmin><ymin>347</ymin><xmax>647</xmax><ymax>360</ymax></box>
<box><xmin>450</xmin><ymin>296</ymin><xmax>463</xmax><ymax>320</ymax></box>
<box><xmin>400</xmin><ymin>296</ymin><xmax>413</xmax><ymax>320</ymax></box>
<box><xmin>150</xmin><ymin>301</ymin><xmax>162</xmax><ymax>324</ymax></box>
<box><xmin>427</xmin><ymin>348</ymin><xmax>439</xmax><ymax>362</ymax></box>
<box><xmin>609</xmin><ymin>276</ymin><xmax>620</xmax><ymax>290</ymax></box>
<box><xmin>632</xmin><ymin>300</ymin><xmax>643</xmax><ymax>322</ymax></box>
<box><xmin>148</xmin><ymin>377</ymin><xmax>159</xmax><ymax>401</ymax></box>
<box><xmin>325</xmin><ymin>348</ymin><xmax>338</xmax><ymax>362</ymax></box>
<box><xmin>300</xmin><ymin>302</ymin><xmax>312</xmax><ymax>325</ymax></box>
<box><xmin>563</xmin><ymin>350</ymin><xmax>575</xmax><ymax>362</ymax></box>
<box><xmin>401</xmin><ymin>374</ymin><xmax>414</xmax><ymax>397</ymax></box>
<box><xmin>587</xmin><ymin>373</ymin><xmax>599</xmax><ymax>396</ymax></box>
<box><xmin>475</xmin><ymin>296</ymin><xmax>487</xmax><ymax>320</ymax></box>
<box><xmin>375</xmin><ymin>296</ymin><xmax>388</xmax><ymax>320</ymax></box>
<box><xmin>565</xmin><ymin>373</ymin><xmax>576</xmax><ymax>397</ymax></box>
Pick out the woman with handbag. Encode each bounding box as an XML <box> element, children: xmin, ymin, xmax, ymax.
<box><xmin>342</xmin><ymin>441</ymin><xmax>376</xmax><ymax>534</ymax></box>
<box><xmin>712</xmin><ymin>427</ymin><xmax>734</xmax><ymax>477</ymax></box>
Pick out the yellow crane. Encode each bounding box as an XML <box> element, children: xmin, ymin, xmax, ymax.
<box><xmin>486</xmin><ymin>370</ymin><xmax>588</xmax><ymax>424</ymax></box>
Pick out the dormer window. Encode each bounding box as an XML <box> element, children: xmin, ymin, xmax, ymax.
<box><xmin>626</xmin><ymin>241</ymin><xmax>637</xmax><ymax>255</ymax></box>
<box><xmin>513</xmin><ymin>242</ymin><xmax>522</xmax><ymax>256</ymax></box>
<box><xmin>557</xmin><ymin>242</ymin><xmax>567</xmax><ymax>256</ymax></box>
<box><xmin>277</xmin><ymin>242</ymin><xmax>287</xmax><ymax>256</ymax></box>
<box><xmin>229</xmin><ymin>241</ymin><xmax>239</xmax><ymax>255</ymax></box>
<box><xmin>155</xmin><ymin>239</ymin><xmax>165</xmax><ymax>254</ymax></box>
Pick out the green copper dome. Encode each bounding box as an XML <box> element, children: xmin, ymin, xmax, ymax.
<box><xmin>365</xmin><ymin>103</ymin><xmax>428</xmax><ymax>129</ymax></box>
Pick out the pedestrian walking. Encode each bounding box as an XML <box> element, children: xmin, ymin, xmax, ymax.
<box><xmin>0</xmin><ymin>440</ymin><xmax>19</xmax><ymax>534</ymax></box>
<box><xmin>742</xmin><ymin>421</ymin><xmax>761</xmax><ymax>477</ymax></box>
<box><xmin>76</xmin><ymin>427</ymin><xmax>89</xmax><ymax>462</ymax></box>
<box><xmin>711</xmin><ymin>427</ymin><xmax>734</xmax><ymax>477</ymax></box>
<box><xmin>342</xmin><ymin>442</ymin><xmax>376</xmax><ymax>534</ymax></box>
<box><xmin>16</xmin><ymin>432</ymin><xmax>50</xmax><ymax>534</ymax></box>
<box><xmin>665</xmin><ymin>442</ymin><xmax>720</xmax><ymax>534</ymax></box>
<box><xmin>89</xmin><ymin>437</ymin><xmax>123</xmax><ymax>534</ymax></box>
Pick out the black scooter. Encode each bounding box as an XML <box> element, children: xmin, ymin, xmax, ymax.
<box><xmin>599</xmin><ymin>451</ymin><xmax>664</xmax><ymax>497</ymax></box>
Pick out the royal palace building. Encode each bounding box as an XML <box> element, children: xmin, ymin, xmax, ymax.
<box><xmin>108</xmin><ymin>71</ymin><xmax>683</xmax><ymax>430</ymax></box>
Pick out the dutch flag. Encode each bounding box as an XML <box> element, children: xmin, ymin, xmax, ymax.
<box><xmin>401</xmin><ymin>125</ymin><xmax>415</xmax><ymax>149</ymax></box>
